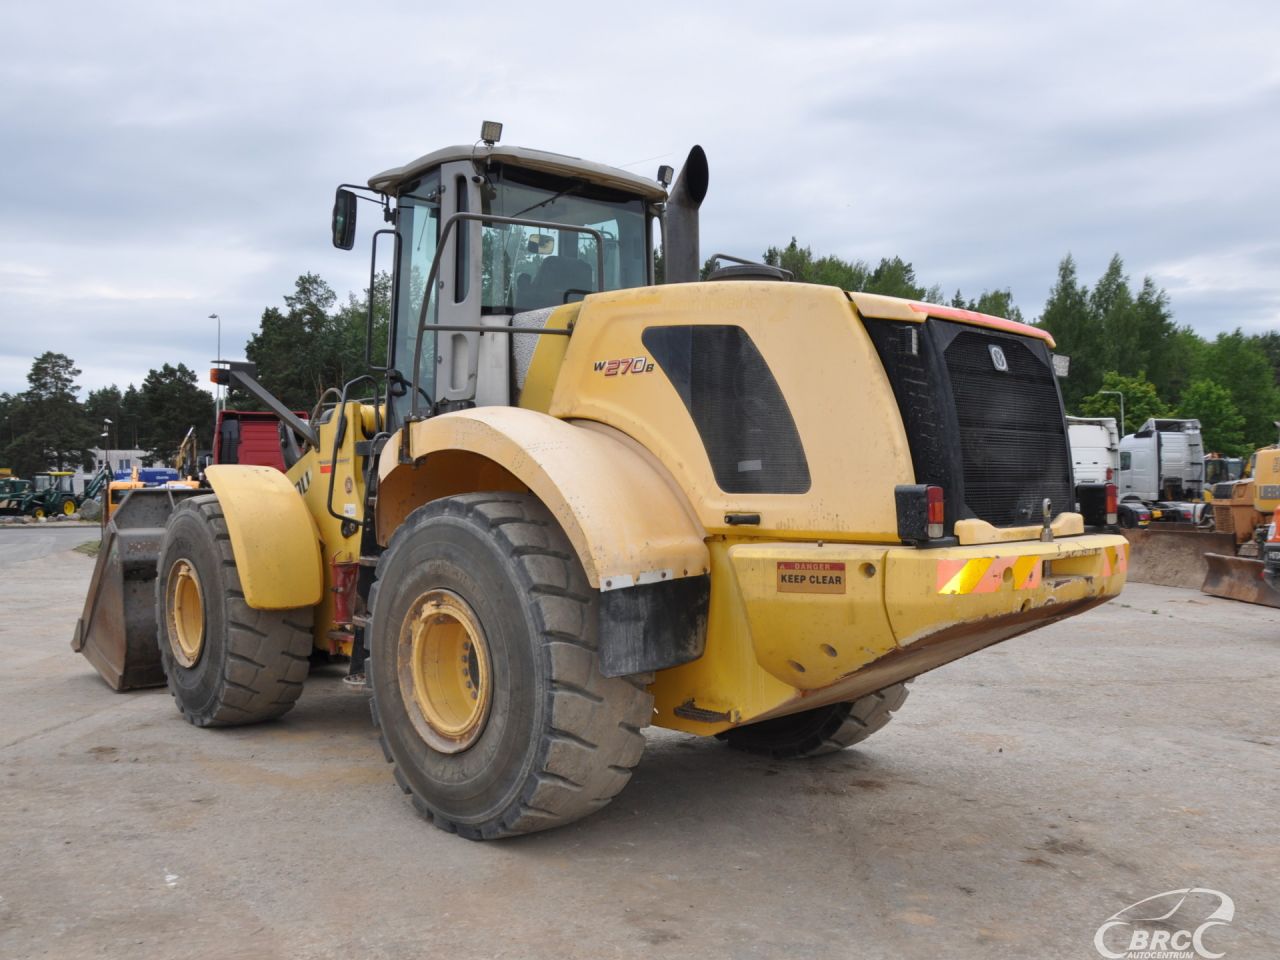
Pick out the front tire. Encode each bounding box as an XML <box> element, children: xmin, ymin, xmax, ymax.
<box><xmin>368</xmin><ymin>493</ymin><xmax>652</xmax><ymax>839</ymax></box>
<box><xmin>155</xmin><ymin>495</ymin><xmax>313</xmax><ymax>727</ymax></box>
<box><xmin>717</xmin><ymin>683</ymin><xmax>910</xmax><ymax>758</ymax></box>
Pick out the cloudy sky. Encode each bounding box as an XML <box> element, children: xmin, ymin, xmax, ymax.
<box><xmin>2</xmin><ymin>1</ymin><xmax>1277</xmax><ymax>396</ymax></box>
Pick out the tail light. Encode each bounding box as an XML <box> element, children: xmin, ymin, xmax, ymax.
<box><xmin>894</xmin><ymin>484</ymin><xmax>948</xmax><ymax>544</ymax></box>
<box><xmin>1105</xmin><ymin>483</ymin><xmax>1117</xmax><ymax>526</ymax></box>
<box><xmin>926</xmin><ymin>485</ymin><xmax>945</xmax><ymax>539</ymax></box>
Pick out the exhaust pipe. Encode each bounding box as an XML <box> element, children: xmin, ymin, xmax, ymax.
<box><xmin>664</xmin><ymin>145</ymin><xmax>709</xmax><ymax>283</ymax></box>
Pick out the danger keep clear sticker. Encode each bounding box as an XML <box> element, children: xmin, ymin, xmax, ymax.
<box><xmin>776</xmin><ymin>561</ymin><xmax>846</xmax><ymax>594</ymax></box>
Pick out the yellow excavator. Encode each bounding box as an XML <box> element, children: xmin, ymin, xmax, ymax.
<box><xmin>73</xmin><ymin>124</ymin><xmax>1128</xmax><ymax>838</ymax></box>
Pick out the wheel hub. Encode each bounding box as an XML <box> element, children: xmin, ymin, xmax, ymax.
<box><xmin>398</xmin><ymin>590</ymin><xmax>492</xmax><ymax>754</ymax></box>
<box><xmin>165</xmin><ymin>558</ymin><xmax>205</xmax><ymax>668</ymax></box>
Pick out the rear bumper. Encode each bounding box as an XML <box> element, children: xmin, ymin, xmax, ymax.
<box><xmin>650</xmin><ymin>533</ymin><xmax>1128</xmax><ymax>734</ymax></box>
<box><xmin>884</xmin><ymin>533</ymin><xmax>1128</xmax><ymax>646</ymax></box>
<box><xmin>724</xmin><ymin>534</ymin><xmax>1125</xmax><ymax>724</ymax></box>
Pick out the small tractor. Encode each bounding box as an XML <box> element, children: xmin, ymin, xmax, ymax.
<box><xmin>0</xmin><ymin>474</ymin><xmax>33</xmax><ymax>515</ymax></box>
<box><xmin>74</xmin><ymin>125</ymin><xmax>1129</xmax><ymax>839</ymax></box>
<box><xmin>24</xmin><ymin>471</ymin><xmax>79</xmax><ymax>518</ymax></box>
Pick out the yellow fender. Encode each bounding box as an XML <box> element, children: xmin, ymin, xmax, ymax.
<box><xmin>377</xmin><ymin>407</ymin><xmax>709</xmax><ymax>590</ymax></box>
<box><xmin>204</xmin><ymin>465</ymin><xmax>324</xmax><ymax>610</ymax></box>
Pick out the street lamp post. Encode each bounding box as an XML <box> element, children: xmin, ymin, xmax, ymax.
<box><xmin>1099</xmin><ymin>390</ymin><xmax>1126</xmax><ymax>437</ymax></box>
<box><xmin>101</xmin><ymin>417</ymin><xmax>113</xmax><ymax>481</ymax></box>
<box><xmin>208</xmin><ymin>313</ymin><xmax>222</xmax><ymax>414</ymax></box>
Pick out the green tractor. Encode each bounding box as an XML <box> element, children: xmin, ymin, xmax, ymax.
<box><xmin>23</xmin><ymin>472</ymin><xmax>80</xmax><ymax>519</ymax></box>
<box><xmin>0</xmin><ymin>475</ymin><xmax>33</xmax><ymax>516</ymax></box>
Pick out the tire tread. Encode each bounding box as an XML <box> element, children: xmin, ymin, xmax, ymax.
<box><xmin>369</xmin><ymin>493</ymin><xmax>653</xmax><ymax>839</ymax></box>
<box><xmin>156</xmin><ymin>494</ymin><xmax>313</xmax><ymax>728</ymax></box>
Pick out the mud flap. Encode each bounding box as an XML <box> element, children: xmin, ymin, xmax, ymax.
<box><xmin>1201</xmin><ymin>553</ymin><xmax>1280</xmax><ymax>607</ymax></box>
<box><xmin>71</xmin><ymin>488</ymin><xmax>205</xmax><ymax>690</ymax></box>
<box><xmin>1121</xmin><ymin>527</ymin><xmax>1236</xmax><ymax>589</ymax></box>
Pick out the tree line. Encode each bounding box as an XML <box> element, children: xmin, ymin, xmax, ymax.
<box><xmin>3</xmin><ymin>246</ymin><xmax>1276</xmax><ymax>476</ymax></box>
<box><xmin>0</xmin><ymin>354</ymin><xmax>214</xmax><ymax>478</ymax></box>
<box><xmin>0</xmin><ymin>274</ymin><xmax>387</xmax><ymax>478</ymax></box>
<box><xmin>1040</xmin><ymin>254</ymin><xmax>1280</xmax><ymax>455</ymax></box>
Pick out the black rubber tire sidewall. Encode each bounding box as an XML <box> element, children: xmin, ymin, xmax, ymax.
<box><xmin>370</xmin><ymin>512</ymin><xmax>544</xmax><ymax>826</ymax></box>
<box><xmin>157</xmin><ymin>505</ymin><xmax>231</xmax><ymax>716</ymax></box>
<box><xmin>718</xmin><ymin>703</ymin><xmax>848</xmax><ymax>756</ymax></box>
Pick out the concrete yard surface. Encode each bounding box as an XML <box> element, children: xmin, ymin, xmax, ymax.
<box><xmin>1</xmin><ymin>531</ymin><xmax>1277</xmax><ymax>959</ymax></box>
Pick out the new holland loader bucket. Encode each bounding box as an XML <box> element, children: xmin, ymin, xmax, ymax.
<box><xmin>72</xmin><ymin>488</ymin><xmax>204</xmax><ymax>690</ymax></box>
<box><xmin>1201</xmin><ymin>553</ymin><xmax>1280</xmax><ymax>607</ymax></box>
<box><xmin>1120</xmin><ymin>527</ymin><xmax>1236</xmax><ymax>589</ymax></box>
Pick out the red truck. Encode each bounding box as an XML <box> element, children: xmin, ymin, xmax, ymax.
<box><xmin>212</xmin><ymin>410</ymin><xmax>307</xmax><ymax>471</ymax></box>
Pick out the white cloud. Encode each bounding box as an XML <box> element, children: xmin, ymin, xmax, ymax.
<box><xmin>1</xmin><ymin>0</ymin><xmax>1278</xmax><ymax>393</ymax></box>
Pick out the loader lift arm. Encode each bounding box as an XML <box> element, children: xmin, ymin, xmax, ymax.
<box><xmin>210</xmin><ymin>361</ymin><xmax>319</xmax><ymax>449</ymax></box>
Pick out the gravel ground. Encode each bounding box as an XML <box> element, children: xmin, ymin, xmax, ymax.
<box><xmin>1</xmin><ymin>531</ymin><xmax>1277</xmax><ymax>960</ymax></box>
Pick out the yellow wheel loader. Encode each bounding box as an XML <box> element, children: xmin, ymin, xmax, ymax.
<box><xmin>74</xmin><ymin>125</ymin><xmax>1129</xmax><ymax>839</ymax></box>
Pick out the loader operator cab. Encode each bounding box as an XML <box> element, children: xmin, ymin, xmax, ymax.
<box><xmin>334</xmin><ymin>129</ymin><xmax>666</xmax><ymax>425</ymax></box>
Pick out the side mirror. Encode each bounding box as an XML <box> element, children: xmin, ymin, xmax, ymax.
<box><xmin>331</xmin><ymin>189</ymin><xmax>357</xmax><ymax>250</ymax></box>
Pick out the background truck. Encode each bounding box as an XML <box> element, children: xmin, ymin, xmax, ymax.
<box><xmin>73</xmin><ymin>126</ymin><xmax>1128</xmax><ymax>840</ymax></box>
<box><xmin>1067</xmin><ymin>416</ymin><xmax>1119</xmax><ymax>485</ymax></box>
<box><xmin>1119</xmin><ymin>418</ymin><xmax>1205</xmax><ymax>504</ymax></box>
<box><xmin>213</xmin><ymin>409</ymin><xmax>305</xmax><ymax>472</ymax></box>
<box><xmin>1068</xmin><ymin>415</ymin><xmax>1145</xmax><ymax>528</ymax></box>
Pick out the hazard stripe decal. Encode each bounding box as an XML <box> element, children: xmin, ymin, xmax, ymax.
<box><xmin>937</xmin><ymin>556</ymin><xmax>1042</xmax><ymax>595</ymax></box>
<box><xmin>935</xmin><ymin>543</ymin><xmax>1126</xmax><ymax>595</ymax></box>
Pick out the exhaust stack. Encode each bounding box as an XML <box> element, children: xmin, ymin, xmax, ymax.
<box><xmin>664</xmin><ymin>145</ymin><xmax>709</xmax><ymax>283</ymax></box>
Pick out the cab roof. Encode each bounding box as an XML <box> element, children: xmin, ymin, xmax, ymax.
<box><xmin>846</xmin><ymin>290</ymin><xmax>1056</xmax><ymax>348</ymax></box>
<box><xmin>369</xmin><ymin>144</ymin><xmax>669</xmax><ymax>202</ymax></box>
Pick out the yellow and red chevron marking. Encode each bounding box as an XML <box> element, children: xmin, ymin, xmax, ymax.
<box><xmin>1101</xmin><ymin>543</ymin><xmax>1128</xmax><ymax>577</ymax></box>
<box><xmin>936</xmin><ymin>555</ymin><xmax>1043</xmax><ymax>595</ymax></box>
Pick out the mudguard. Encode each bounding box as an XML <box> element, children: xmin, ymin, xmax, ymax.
<box><xmin>203</xmin><ymin>465</ymin><xmax>324</xmax><ymax>610</ymax></box>
<box><xmin>377</xmin><ymin>407</ymin><xmax>710</xmax><ymax>592</ymax></box>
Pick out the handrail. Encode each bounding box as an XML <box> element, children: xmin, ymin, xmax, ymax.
<box><xmin>409</xmin><ymin>212</ymin><xmax>606</xmax><ymax>419</ymax></box>
<box><xmin>366</xmin><ymin>228</ymin><xmax>401</xmax><ymax>372</ymax></box>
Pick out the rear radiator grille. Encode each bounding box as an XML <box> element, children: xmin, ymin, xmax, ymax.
<box><xmin>943</xmin><ymin>331</ymin><xmax>1073</xmax><ymax>526</ymax></box>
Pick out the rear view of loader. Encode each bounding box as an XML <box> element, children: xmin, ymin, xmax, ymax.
<box><xmin>73</xmin><ymin>125</ymin><xmax>1129</xmax><ymax>839</ymax></box>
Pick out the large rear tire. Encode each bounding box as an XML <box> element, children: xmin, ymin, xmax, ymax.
<box><xmin>716</xmin><ymin>683</ymin><xmax>910</xmax><ymax>759</ymax></box>
<box><xmin>155</xmin><ymin>494</ymin><xmax>313</xmax><ymax>727</ymax></box>
<box><xmin>368</xmin><ymin>493</ymin><xmax>652</xmax><ymax>840</ymax></box>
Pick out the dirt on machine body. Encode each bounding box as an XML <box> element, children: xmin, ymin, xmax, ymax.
<box><xmin>73</xmin><ymin>125</ymin><xmax>1129</xmax><ymax>839</ymax></box>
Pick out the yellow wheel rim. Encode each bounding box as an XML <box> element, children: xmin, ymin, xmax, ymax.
<box><xmin>62</xmin><ymin>499</ymin><xmax>75</xmax><ymax>516</ymax></box>
<box><xmin>32</xmin><ymin>507</ymin><xmax>44</xmax><ymax>519</ymax></box>
<box><xmin>165</xmin><ymin>559</ymin><xmax>205</xmax><ymax>668</ymax></box>
<box><xmin>397</xmin><ymin>590</ymin><xmax>492</xmax><ymax>754</ymax></box>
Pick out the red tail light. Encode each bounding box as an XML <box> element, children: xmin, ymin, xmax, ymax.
<box><xmin>1105</xmin><ymin>482</ymin><xmax>1117</xmax><ymax>526</ymax></box>
<box><xmin>926</xmin><ymin>485</ymin><xmax>945</xmax><ymax>539</ymax></box>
